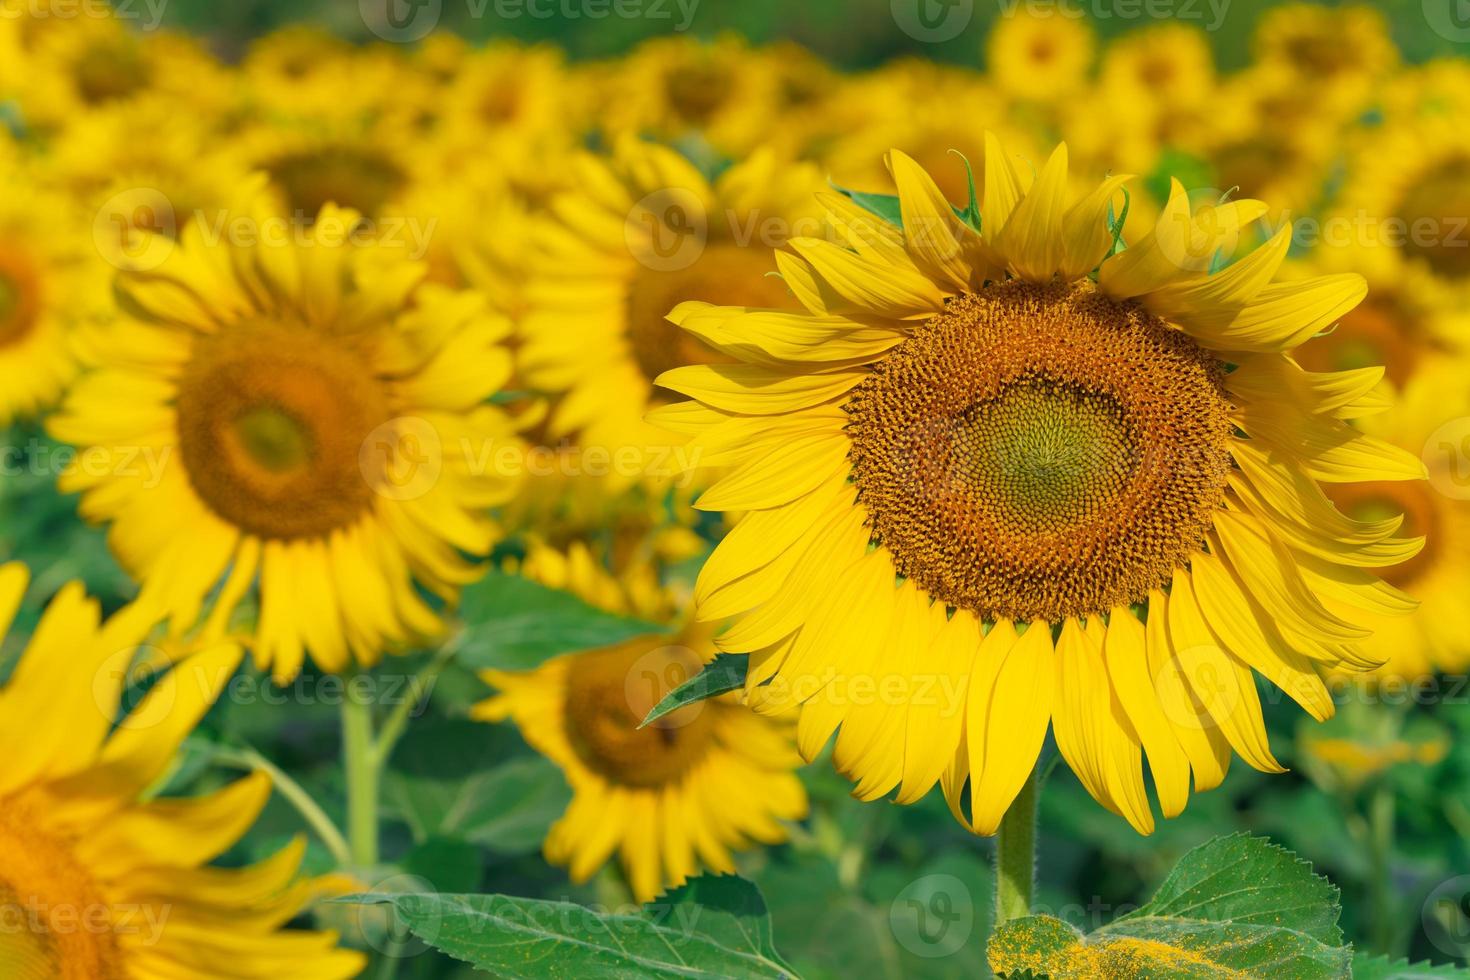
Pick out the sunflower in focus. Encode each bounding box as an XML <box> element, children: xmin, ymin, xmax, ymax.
<box><xmin>519</xmin><ymin>137</ymin><xmax>822</xmax><ymax>490</ymax></box>
<box><xmin>986</xmin><ymin>9</ymin><xmax>1094</xmax><ymax>105</ymax></box>
<box><xmin>473</xmin><ymin>543</ymin><xmax>807</xmax><ymax>903</ymax></box>
<box><xmin>655</xmin><ymin>138</ymin><xmax>1424</xmax><ymax>835</ymax></box>
<box><xmin>50</xmin><ymin>198</ymin><xmax>522</xmax><ymax>681</ymax></box>
<box><xmin>0</xmin><ymin>165</ymin><xmax>89</xmax><ymax>424</ymax></box>
<box><xmin>0</xmin><ymin>563</ymin><xmax>363</xmax><ymax>979</ymax></box>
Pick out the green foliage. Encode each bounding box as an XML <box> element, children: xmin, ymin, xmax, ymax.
<box><xmin>344</xmin><ymin>875</ymin><xmax>797</xmax><ymax>979</ymax></box>
<box><xmin>640</xmin><ymin>652</ymin><xmax>749</xmax><ymax>728</ymax></box>
<box><xmin>1351</xmin><ymin>955</ymin><xmax>1470</xmax><ymax>978</ymax></box>
<box><xmin>989</xmin><ymin>835</ymin><xmax>1352</xmax><ymax>979</ymax></box>
<box><xmin>456</xmin><ymin>571</ymin><xmax>663</xmax><ymax>670</ymax></box>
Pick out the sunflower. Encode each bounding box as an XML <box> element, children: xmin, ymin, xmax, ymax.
<box><xmin>0</xmin><ymin>164</ymin><xmax>90</xmax><ymax>424</ymax></box>
<box><xmin>1331</xmin><ymin>116</ymin><xmax>1470</xmax><ymax>312</ymax></box>
<box><xmin>1380</xmin><ymin>59</ymin><xmax>1470</xmax><ymax>121</ymax></box>
<box><xmin>1318</xmin><ymin>361</ymin><xmax>1470</xmax><ymax>681</ymax></box>
<box><xmin>0</xmin><ymin>563</ymin><xmax>364</xmax><ymax>979</ymax></box>
<box><xmin>472</xmin><ymin>545</ymin><xmax>807</xmax><ymax>903</ymax></box>
<box><xmin>49</xmin><ymin>197</ymin><xmax>522</xmax><ymax>681</ymax></box>
<box><xmin>653</xmin><ymin>138</ymin><xmax>1423</xmax><ymax>835</ymax></box>
<box><xmin>986</xmin><ymin>9</ymin><xmax>1095</xmax><ymax>105</ymax></box>
<box><xmin>1252</xmin><ymin>2</ymin><xmax>1396</xmax><ymax>113</ymax></box>
<box><xmin>1098</xmin><ymin>23</ymin><xmax>1215</xmax><ymax>111</ymax></box>
<box><xmin>519</xmin><ymin>137</ymin><xmax>822</xmax><ymax>491</ymax></box>
<box><xmin>240</xmin><ymin>25</ymin><xmax>403</xmax><ymax>121</ymax></box>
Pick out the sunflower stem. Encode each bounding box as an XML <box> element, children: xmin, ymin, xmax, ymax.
<box><xmin>214</xmin><ymin>744</ymin><xmax>352</xmax><ymax>868</ymax></box>
<box><xmin>342</xmin><ymin>669</ymin><xmax>380</xmax><ymax>869</ymax></box>
<box><xmin>1367</xmin><ymin>783</ymin><xmax>1398</xmax><ymax>955</ymax></box>
<box><xmin>994</xmin><ymin>767</ymin><xmax>1039</xmax><ymax>927</ymax></box>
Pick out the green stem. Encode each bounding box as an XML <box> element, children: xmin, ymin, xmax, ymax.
<box><xmin>342</xmin><ymin>669</ymin><xmax>381</xmax><ymax>869</ymax></box>
<box><xmin>214</xmin><ymin>745</ymin><xmax>351</xmax><ymax>867</ymax></box>
<box><xmin>1368</xmin><ymin>784</ymin><xmax>1397</xmax><ymax>955</ymax></box>
<box><xmin>373</xmin><ymin>636</ymin><xmax>461</xmax><ymax>769</ymax></box>
<box><xmin>994</xmin><ymin>768</ymin><xmax>1039</xmax><ymax>927</ymax></box>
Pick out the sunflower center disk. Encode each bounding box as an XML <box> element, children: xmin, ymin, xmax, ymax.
<box><xmin>1399</xmin><ymin>158</ymin><xmax>1470</xmax><ymax>279</ymax></box>
<box><xmin>74</xmin><ymin>38</ymin><xmax>151</xmax><ymax>105</ymax></box>
<box><xmin>266</xmin><ymin>147</ymin><xmax>406</xmax><ymax>221</ymax></box>
<box><xmin>563</xmin><ymin>642</ymin><xmax>718</xmax><ymax>788</ymax></box>
<box><xmin>626</xmin><ymin>240</ymin><xmax>792</xmax><ymax>385</ymax></box>
<box><xmin>0</xmin><ymin>249</ymin><xmax>42</xmax><ymax>349</ymax></box>
<box><xmin>847</xmin><ymin>281</ymin><xmax>1234</xmax><ymax>624</ymax></box>
<box><xmin>176</xmin><ymin>321</ymin><xmax>390</xmax><ymax>541</ymax></box>
<box><xmin>0</xmin><ymin>806</ymin><xmax>127</xmax><ymax>980</ymax></box>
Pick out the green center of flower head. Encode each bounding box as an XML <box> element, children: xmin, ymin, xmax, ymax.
<box><xmin>847</xmin><ymin>280</ymin><xmax>1233</xmax><ymax>624</ymax></box>
<box><xmin>959</xmin><ymin>382</ymin><xmax>1136</xmax><ymax>535</ymax></box>
<box><xmin>563</xmin><ymin>641</ymin><xmax>718</xmax><ymax>788</ymax></box>
<box><xmin>234</xmin><ymin>406</ymin><xmax>313</xmax><ymax>474</ymax></box>
<box><xmin>1399</xmin><ymin>157</ymin><xmax>1470</xmax><ymax>280</ymax></box>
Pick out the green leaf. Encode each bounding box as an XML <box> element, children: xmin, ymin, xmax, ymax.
<box><xmin>456</xmin><ymin>571</ymin><xmax>663</xmax><ymax>670</ymax></box>
<box><xmin>950</xmin><ymin>149</ymin><xmax>982</xmax><ymax>232</ymax></box>
<box><xmin>386</xmin><ymin>755</ymin><xmax>571</xmax><ymax>855</ymax></box>
<box><xmin>989</xmin><ymin>834</ymin><xmax>1350</xmax><ymax>979</ymax></box>
<box><xmin>640</xmin><ymin>653</ymin><xmax>748</xmax><ymax>728</ymax></box>
<box><xmin>1106</xmin><ymin>188</ymin><xmax>1130</xmax><ymax>258</ymax></box>
<box><xmin>343</xmin><ymin>874</ymin><xmax>798</xmax><ymax>979</ymax></box>
<box><xmin>1352</xmin><ymin>954</ymin><xmax>1470</xmax><ymax>978</ymax></box>
<box><xmin>832</xmin><ymin>182</ymin><xmax>903</xmax><ymax>229</ymax></box>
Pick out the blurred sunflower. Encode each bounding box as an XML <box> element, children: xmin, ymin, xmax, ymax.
<box><xmin>986</xmin><ymin>9</ymin><xmax>1095</xmax><ymax>105</ymax></box>
<box><xmin>0</xmin><ymin>165</ymin><xmax>89</xmax><ymax>424</ymax></box>
<box><xmin>240</xmin><ymin>25</ymin><xmax>403</xmax><ymax>121</ymax></box>
<box><xmin>1320</xmin><ymin>363</ymin><xmax>1470</xmax><ymax>680</ymax></box>
<box><xmin>0</xmin><ymin>563</ymin><xmax>363</xmax><ymax>979</ymax></box>
<box><xmin>519</xmin><ymin>137</ymin><xmax>821</xmax><ymax>490</ymax></box>
<box><xmin>473</xmin><ymin>544</ymin><xmax>806</xmax><ymax>903</ymax></box>
<box><xmin>656</xmin><ymin>138</ymin><xmax>1423</xmax><ymax>835</ymax></box>
<box><xmin>1252</xmin><ymin>2</ymin><xmax>1396</xmax><ymax>113</ymax></box>
<box><xmin>49</xmin><ymin>198</ymin><xmax>522</xmax><ymax>681</ymax></box>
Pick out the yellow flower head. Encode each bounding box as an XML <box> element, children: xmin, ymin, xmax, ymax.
<box><xmin>654</xmin><ymin>136</ymin><xmax>1424</xmax><ymax>836</ymax></box>
<box><xmin>49</xmin><ymin>196</ymin><xmax>523</xmax><ymax>681</ymax></box>
<box><xmin>1252</xmin><ymin>2</ymin><xmax>1396</xmax><ymax>108</ymax></box>
<box><xmin>474</xmin><ymin>542</ymin><xmax>807</xmax><ymax>903</ymax></box>
<box><xmin>0</xmin><ymin>563</ymin><xmax>363</xmax><ymax>979</ymax></box>
<box><xmin>986</xmin><ymin>8</ymin><xmax>1095</xmax><ymax>103</ymax></box>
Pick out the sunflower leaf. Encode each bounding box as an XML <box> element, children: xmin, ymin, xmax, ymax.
<box><xmin>639</xmin><ymin>652</ymin><xmax>749</xmax><ymax>728</ymax></box>
<box><xmin>456</xmin><ymin>571</ymin><xmax>663</xmax><ymax>670</ymax></box>
<box><xmin>988</xmin><ymin>834</ymin><xmax>1351</xmax><ymax>979</ymax></box>
<box><xmin>832</xmin><ymin>183</ymin><xmax>904</xmax><ymax>229</ymax></box>
<box><xmin>339</xmin><ymin>874</ymin><xmax>799</xmax><ymax>979</ymax></box>
<box><xmin>1352</xmin><ymin>955</ymin><xmax>1470</xmax><ymax>978</ymax></box>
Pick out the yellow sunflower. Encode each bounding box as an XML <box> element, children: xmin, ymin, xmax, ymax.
<box><xmin>985</xmin><ymin>8</ymin><xmax>1095</xmax><ymax>104</ymax></box>
<box><xmin>0</xmin><ymin>164</ymin><xmax>90</xmax><ymax>424</ymax></box>
<box><xmin>49</xmin><ymin>197</ymin><xmax>522</xmax><ymax>681</ymax></box>
<box><xmin>1252</xmin><ymin>2</ymin><xmax>1396</xmax><ymax>113</ymax></box>
<box><xmin>472</xmin><ymin>545</ymin><xmax>807</xmax><ymax>903</ymax></box>
<box><xmin>653</xmin><ymin>137</ymin><xmax>1423</xmax><ymax>835</ymax></box>
<box><xmin>0</xmin><ymin>563</ymin><xmax>364</xmax><ymax>979</ymax></box>
<box><xmin>1098</xmin><ymin>23</ymin><xmax>1215</xmax><ymax>111</ymax></box>
<box><xmin>520</xmin><ymin>137</ymin><xmax>822</xmax><ymax>491</ymax></box>
<box><xmin>1380</xmin><ymin>58</ymin><xmax>1470</xmax><ymax>121</ymax></box>
<box><xmin>1319</xmin><ymin>361</ymin><xmax>1470</xmax><ymax>681</ymax></box>
<box><xmin>1330</xmin><ymin>116</ymin><xmax>1470</xmax><ymax>313</ymax></box>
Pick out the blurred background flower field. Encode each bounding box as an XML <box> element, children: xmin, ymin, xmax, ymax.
<box><xmin>3</xmin><ymin>0</ymin><xmax>1470</xmax><ymax>977</ymax></box>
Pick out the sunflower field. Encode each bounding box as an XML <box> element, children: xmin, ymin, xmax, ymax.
<box><xmin>2</xmin><ymin>0</ymin><xmax>1470</xmax><ymax>977</ymax></box>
